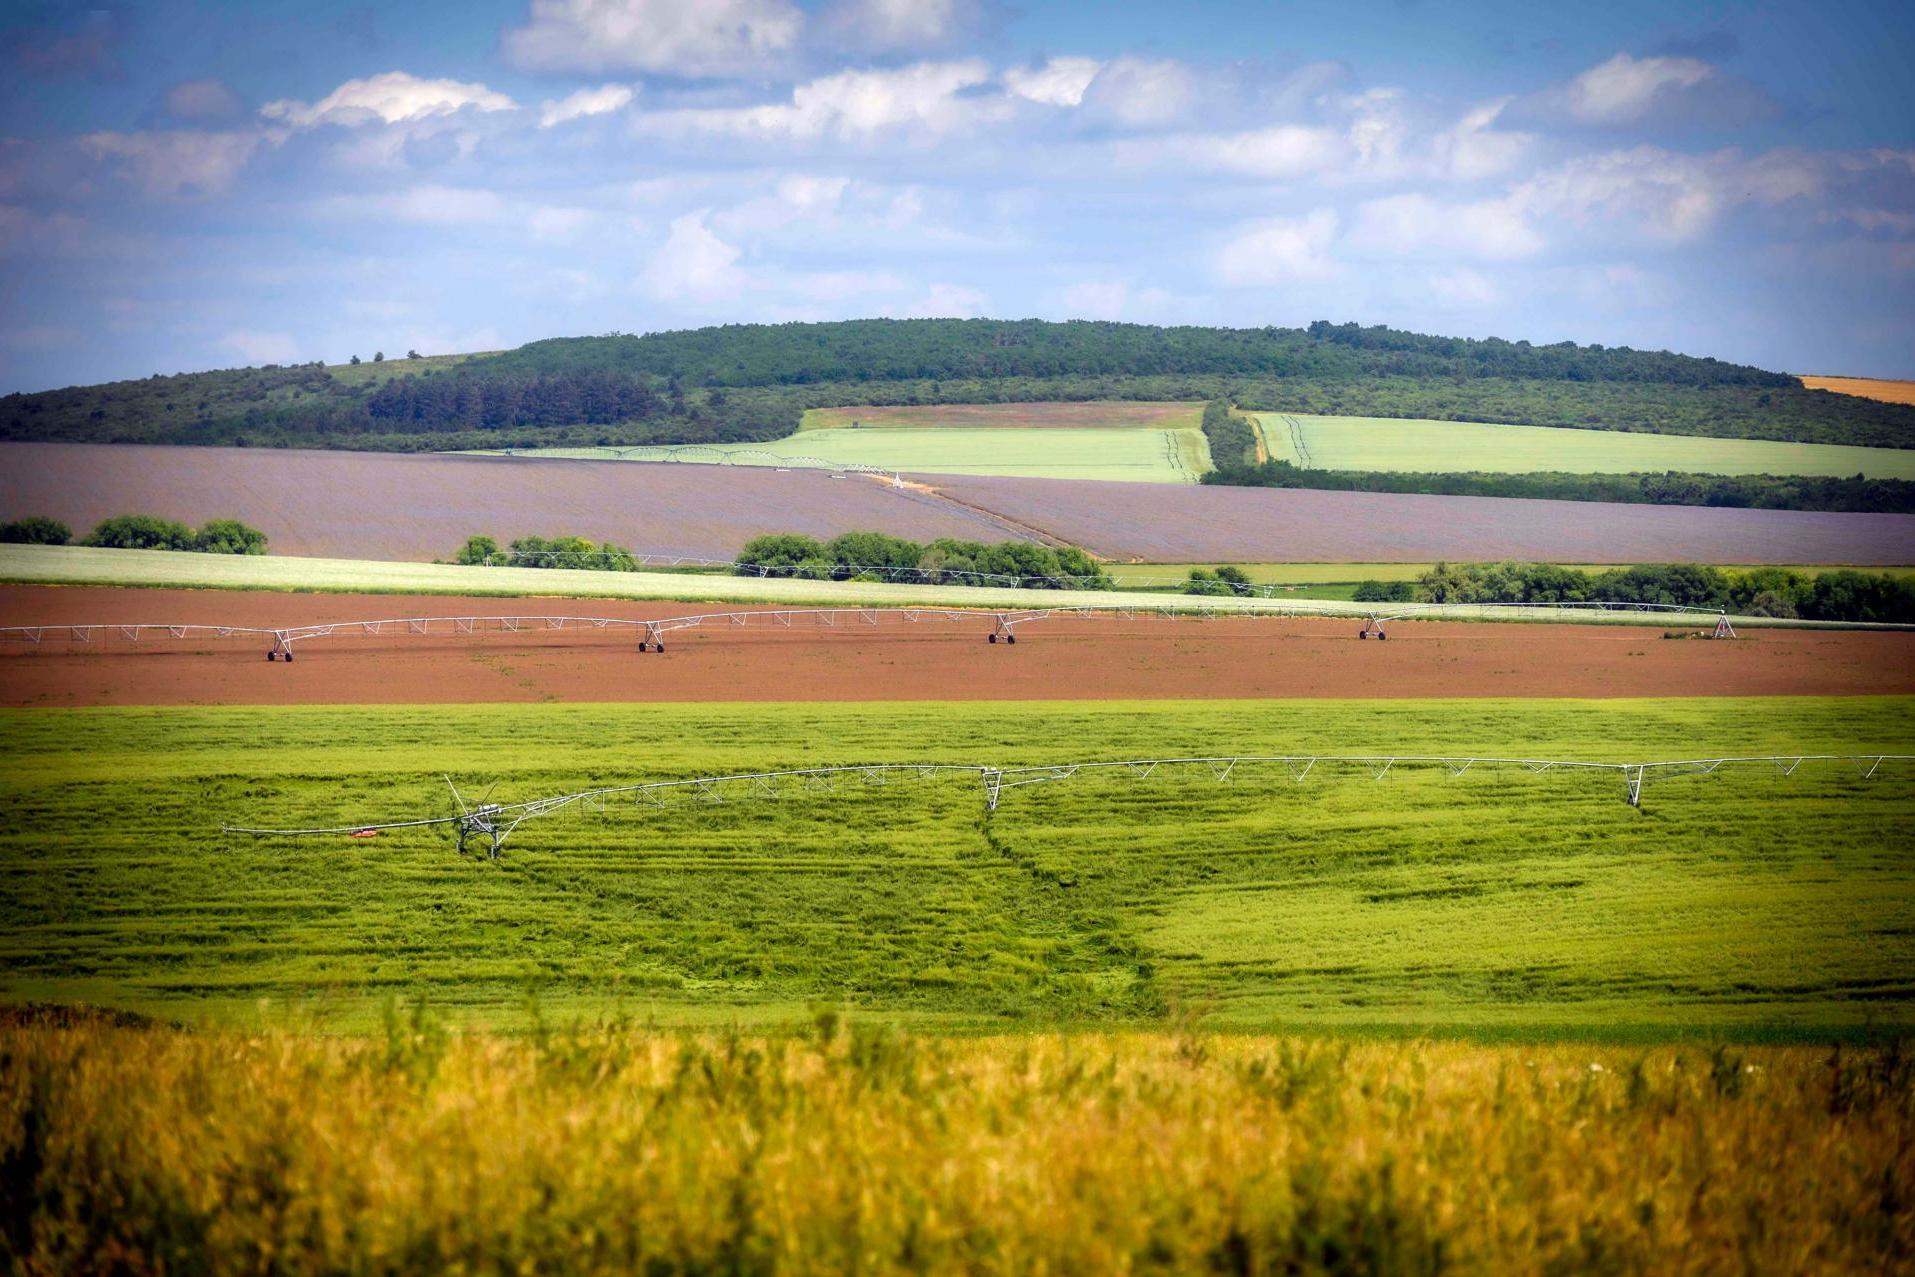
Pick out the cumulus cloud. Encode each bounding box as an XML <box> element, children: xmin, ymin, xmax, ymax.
<box><xmin>1004</xmin><ymin>56</ymin><xmax>1103</xmax><ymax>108</ymax></box>
<box><xmin>1080</xmin><ymin>57</ymin><xmax>1197</xmax><ymax>128</ymax></box>
<box><xmin>164</xmin><ymin>78</ymin><xmax>243</xmax><ymax>121</ymax></box>
<box><xmin>1213</xmin><ymin>210</ymin><xmax>1340</xmax><ymax>284</ymax></box>
<box><xmin>1132</xmin><ymin>124</ymin><xmax>1347</xmax><ymax>179</ymax></box>
<box><xmin>261</xmin><ymin>71</ymin><xmax>515</xmax><ymax>128</ymax></box>
<box><xmin>1536</xmin><ymin>52</ymin><xmax>1778</xmax><ymax>131</ymax></box>
<box><xmin>638</xmin><ymin>60</ymin><xmax>1003</xmax><ymax>140</ymax></box>
<box><xmin>80</xmin><ymin>130</ymin><xmax>263</xmax><ymax>197</ymax></box>
<box><xmin>504</xmin><ymin>0</ymin><xmax>802</xmax><ymax>76</ymax></box>
<box><xmin>642</xmin><ymin>211</ymin><xmax>746</xmax><ymax>298</ymax></box>
<box><xmin>1506</xmin><ymin>146</ymin><xmax>1813</xmax><ymax>243</ymax></box>
<box><xmin>818</xmin><ymin>0</ymin><xmax>979</xmax><ymax>52</ymax></box>
<box><xmin>1349</xmin><ymin>193</ymin><xmax>1544</xmax><ymax>260</ymax></box>
<box><xmin>539</xmin><ymin>84</ymin><xmax>636</xmax><ymax>128</ymax></box>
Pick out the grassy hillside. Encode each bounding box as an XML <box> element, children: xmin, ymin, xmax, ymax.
<box><xmin>5</xmin><ymin>320</ymin><xmax>1912</xmax><ymax>452</ymax></box>
<box><xmin>3</xmin><ymin>699</ymin><xmax>1908</xmax><ymax>1033</ymax></box>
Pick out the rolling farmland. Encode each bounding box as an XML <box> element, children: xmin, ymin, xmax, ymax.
<box><xmin>931</xmin><ymin>474</ymin><xmax>1915</xmax><ymax>563</ymax></box>
<box><xmin>9</xmin><ymin>441</ymin><xmax>1913</xmax><ymax>567</ymax></box>
<box><xmin>0</xmin><ymin>442</ymin><xmax>1038</xmax><ymax>561</ymax></box>
<box><xmin>2</xmin><ymin>698</ymin><xmax>1909</xmax><ymax>1029</ymax></box>
<box><xmin>1255</xmin><ymin>411</ymin><xmax>1915</xmax><ymax>478</ymax></box>
<box><xmin>476</xmin><ymin>401</ymin><xmax>1213</xmax><ymax>483</ymax></box>
<box><xmin>484</xmin><ymin>425</ymin><xmax>1210</xmax><ymax>483</ymax></box>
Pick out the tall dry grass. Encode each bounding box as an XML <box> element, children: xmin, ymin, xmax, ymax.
<box><xmin>2</xmin><ymin>1010</ymin><xmax>1910</xmax><ymax>1274</ymax></box>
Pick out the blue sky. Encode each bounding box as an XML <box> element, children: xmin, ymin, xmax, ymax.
<box><xmin>2</xmin><ymin>0</ymin><xmax>1911</xmax><ymax>392</ymax></box>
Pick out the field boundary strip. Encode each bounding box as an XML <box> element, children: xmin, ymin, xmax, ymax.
<box><xmin>220</xmin><ymin>753</ymin><xmax>1915</xmax><ymax>856</ymax></box>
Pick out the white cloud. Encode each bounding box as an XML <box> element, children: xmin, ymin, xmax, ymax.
<box><xmin>222</xmin><ymin>329</ymin><xmax>299</xmax><ymax>364</ymax></box>
<box><xmin>539</xmin><ymin>83</ymin><xmax>635</xmax><ymax>128</ymax></box>
<box><xmin>1350</xmin><ymin>192</ymin><xmax>1544</xmax><ymax>260</ymax></box>
<box><xmin>819</xmin><ymin>0</ymin><xmax>976</xmax><ymax>52</ymax></box>
<box><xmin>1004</xmin><ymin>56</ymin><xmax>1102</xmax><ymax>108</ymax></box>
<box><xmin>1433</xmin><ymin>99</ymin><xmax>1532</xmax><ymax>182</ymax></box>
<box><xmin>529</xmin><ymin>205</ymin><xmax>597</xmax><ymax>239</ymax></box>
<box><xmin>1425</xmin><ymin>267</ymin><xmax>1500</xmax><ymax>306</ymax></box>
<box><xmin>261</xmin><ymin>71</ymin><xmax>515</xmax><ymax>128</ymax></box>
<box><xmin>503</xmin><ymin>0</ymin><xmax>802</xmax><ymax>76</ymax></box>
<box><xmin>638</xmin><ymin>60</ymin><xmax>1002</xmax><ymax>140</ymax></box>
<box><xmin>1213</xmin><ymin>210</ymin><xmax>1340</xmax><ymax>285</ymax></box>
<box><xmin>641</xmin><ymin>211</ymin><xmax>745</xmax><ymax>298</ymax></box>
<box><xmin>79</xmin><ymin>130</ymin><xmax>262</xmax><ymax>197</ymax></box>
<box><xmin>1080</xmin><ymin>57</ymin><xmax>1196</xmax><ymax>128</ymax></box>
<box><xmin>1507</xmin><ymin>147</ymin><xmax>1786</xmax><ymax>243</ymax></box>
<box><xmin>369</xmin><ymin>185</ymin><xmax>509</xmax><ymax>225</ymax></box>
<box><xmin>164</xmin><ymin>78</ymin><xmax>242</xmax><ymax>121</ymax></box>
<box><xmin>1170</xmin><ymin>124</ymin><xmax>1347</xmax><ymax>179</ymax></box>
<box><xmin>1565</xmin><ymin>53</ymin><xmax>1715</xmax><ymax>125</ymax></box>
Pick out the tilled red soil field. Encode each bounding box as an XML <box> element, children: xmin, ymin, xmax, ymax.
<box><xmin>931</xmin><ymin>475</ymin><xmax>1915</xmax><ymax>564</ymax></box>
<box><xmin>2</xmin><ymin>588</ymin><xmax>1908</xmax><ymax>707</ymax></box>
<box><xmin>0</xmin><ymin>443</ymin><xmax>1033</xmax><ymax>561</ymax></box>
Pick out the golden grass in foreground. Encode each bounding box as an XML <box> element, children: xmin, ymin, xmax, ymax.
<box><xmin>1801</xmin><ymin>375</ymin><xmax>1915</xmax><ymax>406</ymax></box>
<box><xmin>4</xmin><ymin>1015</ymin><xmax>1910</xmax><ymax>1273</ymax></box>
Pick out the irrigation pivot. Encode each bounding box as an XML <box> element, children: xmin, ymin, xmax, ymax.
<box><xmin>0</xmin><ymin>599</ymin><xmax>1763</xmax><ymax>662</ymax></box>
<box><xmin>221</xmin><ymin>752</ymin><xmax>1913</xmax><ymax>858</ymax></box>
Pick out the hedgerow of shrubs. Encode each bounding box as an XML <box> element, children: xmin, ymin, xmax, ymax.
<box><xmin>453</xmin><ymin>534</ymin><xmax>640</xmax><ymax>571</ymax></box>
<box><xmin>1406</xmin><ymin>560</ymin><xmax>1915</xmax><ymax>623</ymax></box>
<box><xmin>735</xmin><ymin>531</ymin><xmax>1113</xmax><ymax>589</ymax></box>
<box><xmin>76</xmin><ymin>515</ymin><xmax>267</xmax><ymax>554</ymax></box>
<box><xmin>0</xmin><ymin>515</ymin><xmax>71</xmax><ymax>545</ymax></box>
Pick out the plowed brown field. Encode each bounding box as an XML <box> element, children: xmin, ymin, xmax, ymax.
<box><xmin>2</xmin><ymin>587</ymin><xmax>1907</xmax><ymax>707</ymax></box>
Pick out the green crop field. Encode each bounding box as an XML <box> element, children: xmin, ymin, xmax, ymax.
<box><xmin>472</xmin><ymin>425</ymin><xmax>1211</xmax><ymax>483</ymax></box>
<box><xmin>4</xmin><ymin>698</ymin><xmax>1909</xmax><ymax>1037</ymax></box>
<box><xmin>1255</xmin><ymin>412</ymin><xmax>1915</xmax><ymax>479</ymax></box>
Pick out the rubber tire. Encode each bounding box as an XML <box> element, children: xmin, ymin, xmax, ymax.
<box><xmin>1007</xmin><ymin>633</ymin><xmax>1016</xmax><ymax>644</ymax></box>
<box><xmin>284</xmin><ymin>650</ymin><xmax>293</xmax><ymax>661</ymax></box>
<box><xmin>266</xmin><ymin>650</ymin><xmax>275</xmax><ymax>661</ymax></box>
<box><xmin>1377</xmin><ymin>632</ymin><xmax>1386</xmax><ymax>642</ymax></box>
<box><xmin>1358</xmin><ymin>630</ymin><xmax>1368</xmax><ymax>640</ymax></box>
<box><xmin>988</xmin><ymin>633</ymin><xmax>997</xmax><ymax>644</ymax></box>
<box><xmin>654</xmin><ymin>642</ymin><xmax>664</xmax><ymax>653</ymax></box>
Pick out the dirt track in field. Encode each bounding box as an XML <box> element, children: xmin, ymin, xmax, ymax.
<box><xmin>2</xmin><ymin>588</ymin><xmax>1909</xmax><ymax>707</ymax></box>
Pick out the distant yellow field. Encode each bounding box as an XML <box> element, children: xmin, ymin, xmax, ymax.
<box><xmin>1801</xmin><ymin>375</ymin><xmax>1915</xmax><ymax>406</ymax></box>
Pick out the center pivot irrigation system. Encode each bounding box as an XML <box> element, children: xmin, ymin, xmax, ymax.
<box><xmin>220</xmin><ymin>752</ymin><xmax>1912</xmax><ymax>859</ymax></box>
<box><xmin>0</xmin><ymin>600</ymin><xmax>1742</xmax><ymax>661</ymax></box>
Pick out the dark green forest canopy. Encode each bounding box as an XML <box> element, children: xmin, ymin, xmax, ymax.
<box><xmin>5</xmin><ymin>318</ymin><xmax>1912</xmax><ymax>451</ymax></box>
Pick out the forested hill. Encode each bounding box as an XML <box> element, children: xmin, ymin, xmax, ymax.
<box><xmin>5</xmin><ymin>319</ymin><xmax>1912</xmax><ymax>453</ymax></box>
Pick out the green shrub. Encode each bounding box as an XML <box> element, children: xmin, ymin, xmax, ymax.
<box><xmin>192</xmin><ymin>518</ymin><xmax>268</xmax><ymax>555</ymax></box>
<box><xmin>82</xmin><ymin>515</ymin><xmax>197</xmax><ymax>551</ymax></box>
<box><xmin>0</xmin><ymin>515</ymin><xmax>71</xmax><ymax>545</ymax></box>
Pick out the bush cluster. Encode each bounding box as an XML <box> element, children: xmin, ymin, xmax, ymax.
<box><xmin>0</xmin><ymin>515</ymin><xmax>72</xmax><ymax>545</ymax></box>
<box><xmin>1406</xmin><ymin>561</ymin><xmax>1915</xmax><ymax>623</ymax></box>
<box><xmin>1183</xmin><ymin>566</ymin><xmax>1254</xmax><ymax>596</ymax></box>
<box><xmin>453</xmin><ymin>534</ymin><xmax>639</xmax><ymax>571</ymax></box>
<box><xmin>1199</xmin><ymin>400</ymin><xmax>1259</xmax><ymax>467</ymax></box>
<box><xmin>51</xmin><ymin>514</ymin><xmax>268</xmax><ymax>554</ymax></box>
<box><xmin>735</xmin><ymin>531</ymin><xmax>1112</xmax><ymax>589</ymax></box>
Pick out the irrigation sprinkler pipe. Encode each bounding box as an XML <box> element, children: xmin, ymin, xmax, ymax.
<box><xmin>0</xmin><ymin>599</ymin><xmax>1785</xmax><ymax>661</ymax></box>
<box><xmin>220</xmin><ymin>752</ymin><xmax>1913</xmax><ymax>857</ymax></box>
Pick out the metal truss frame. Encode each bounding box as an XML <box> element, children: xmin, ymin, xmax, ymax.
<box><xmin>0</xmin><ymin>599</ymin><xmax>1759</xmax><ymax>662</ymax></box>
<box><xmin>221</xmin><ymin>752</ymin><xmax>1912</xmax><ymax>858</ymax></box>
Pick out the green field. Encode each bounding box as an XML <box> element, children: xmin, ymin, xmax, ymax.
<box><xmin>1107</xmin><ymin>561</ymin><xmax>1915</xmax><ymax>588</ymax></box>
<box><xmin>4</xmin><ymin>698</ymin><xmax>1909</xmax><ymax>1036</ymax></box>
<box><xmin>20</xmin><ymin>544</ymin><xmax>1858</xmax><ymax>627</ymax></box>
<box><xmin>471</xmin><ymin>425</ymin><xmax>1211</xmax><ymax>482</ymax></box>
<box><xmin>1255</xmin><ymin>412</ymin><xmax>1915</xmax><ymax>479</ymax></box>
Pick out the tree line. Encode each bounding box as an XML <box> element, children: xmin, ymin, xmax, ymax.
<box><xmin>1202</xmin><ymin>458</ymin><xmax>1915</xmax><ymax>515</ymax></box>
<box><xmin>734</xmin><ymin>532</ymin><xmax>1113</xmax><ymax>589</ymax></box>
<box><xmin>1</xmin><ymin>514</ymin><xmax>267</xmax><ymax>554</ymax></box>
<box><xmin>1350</xmin><ymin>561</ymin><xmax>1915</xmax><ymax>623</ymax></box>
